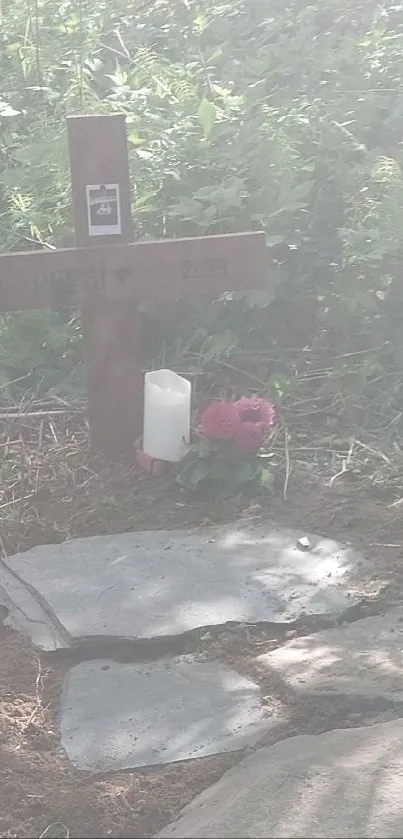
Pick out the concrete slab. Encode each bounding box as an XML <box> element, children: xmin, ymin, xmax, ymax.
<box><xmin>60</xmin><ymin>656</ymin><xmax>269</xmax><ymax>772</ymax></box>
<box><xmin>0</xmin><ymin>527</ymin><xmax>365</xmax><ymax>650</ymax></box>
<box><xmin>256</xmin><ymin>609</ymin><xmax>403</xmax><ymax>700</ymax></box>
<box><xmin>157</xmin><ymin>719</ymin><xmax>403</xmax><ymax>838</ymax></box>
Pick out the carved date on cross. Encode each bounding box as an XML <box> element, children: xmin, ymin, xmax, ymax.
<box><xmin>182</xmin><ymin>257</ymin><xmax>228</xmax><ymax>280</ymax></box>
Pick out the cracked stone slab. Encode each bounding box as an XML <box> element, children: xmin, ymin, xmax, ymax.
<box><xmin>256</xmin><ymin>609</ymin><xmax>403</xmax><ymax>700</ymax></box>
<box><xmin>0</xmin><ymin>527</ymin><xmax>365</xmax><ymax>650</ymax></box>
<box><xmin>60</xmin><ymin>656</ymin><xmax>269</xmax><ymax>772</ymax></box>
<box><xmin>157</xmin><ymin>719</ymin><xmax>403</xmax><ymax>838</ymax></box>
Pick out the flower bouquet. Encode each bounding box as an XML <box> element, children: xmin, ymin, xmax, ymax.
<box><xmin>176</xmin><ymin>396</ymin><xmax>276</xmax><ymax>496</ymax></box>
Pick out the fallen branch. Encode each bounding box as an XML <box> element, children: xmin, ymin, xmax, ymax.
<box><xmin>283</xmin><ymin>429</ymin><xmax>291</xmax><ymax>501</ymax></box>
<box><xmin>0</xmin><ymin>410</ymin><xmax>81</xmax><ymax>420</ymax></box>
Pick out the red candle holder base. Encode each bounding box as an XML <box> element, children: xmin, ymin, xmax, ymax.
<box><xmin>134</xmin><ymin>439</ymin><xmax>171</xmax><ymax>475</ymax></box>
<box><xmin>134</xmin><ymin>430</ymin><xmax>201</xmax><ymax>476</ymax></box>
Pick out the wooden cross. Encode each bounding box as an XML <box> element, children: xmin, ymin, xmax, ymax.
<box><xmin>0</xmin><ymin>114</ymin><xmax>268</xmax><ymax>460</ymax></box>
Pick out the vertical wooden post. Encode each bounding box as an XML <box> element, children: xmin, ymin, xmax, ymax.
<box><xmin>67</xmin><ymin>114</ymin><xmax>142</xmax><ymax>460</ymax></box>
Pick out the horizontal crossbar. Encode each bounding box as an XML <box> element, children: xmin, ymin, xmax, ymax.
<box><xmin>0</xmin><ymin>232</ymin><xmax>268</xmax><ymax>312</ymax></box>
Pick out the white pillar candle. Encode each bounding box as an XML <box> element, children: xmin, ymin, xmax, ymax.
<box><xmin>143</xmin><ymin>369</ymin><xmax>191</xmax><ymax>462</ymax></box>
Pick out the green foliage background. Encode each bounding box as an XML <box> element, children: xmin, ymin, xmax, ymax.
<box><xmin>1</xmin><ymin>0</ymin><xmax>403</xmax><ymax>469</ymax></box>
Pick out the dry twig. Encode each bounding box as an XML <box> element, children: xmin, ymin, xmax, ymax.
<box><xmin>283</xmin><ymin>428</ymin><xmax>291</xmax><ymax>501</ymax></box>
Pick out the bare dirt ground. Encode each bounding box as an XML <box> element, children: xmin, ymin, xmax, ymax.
<box><xmin>1</xmin><ymin>407</ymin><xmax>403</xmax><ymax>838</ymax></box>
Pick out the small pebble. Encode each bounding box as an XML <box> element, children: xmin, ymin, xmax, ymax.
<box><xmin>296</xmin><ymin>536</ymin><xmax>311</xmax><ymax>551</ymax></box>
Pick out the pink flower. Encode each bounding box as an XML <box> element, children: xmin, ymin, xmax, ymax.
<box><xmin>233</xmin><ymin>420</ymin><xmax>265</xmax><ymax>453</ymax></box>
<box><xmin>201</xmin><ymin>400</ymin><xmax>240</xmax><ymax>440</ymax></box>
<box><xmin>235</xmin><ymin>396</ymin><xmax>276</xmax><ymax>429</ymax></box>
<box><xmin>200</xmin><ymin>396</ymin><xmax>276</xmax><ymax>451</ymax></box>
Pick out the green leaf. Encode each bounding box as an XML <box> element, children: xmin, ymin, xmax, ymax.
<box><xmin>197</xmin><ymin>97</ymin><xmax>216</xmax><ymax>138</ymax></box>
<box><xmin>176</xmin><ymin>458</ymin><xmax>210</xmax><ymax>490</ymax></box>
<box><xmin>244</xmin><ymin>289</ymin><xmax>275</xmax><ymax>308</ymax></box>
<box><xmin>5</xmin><ymin>43</ymin><xmax>21</xmax><ymax>55</ymax></box>
<box><xmin>259</xmin><ymin>468</ymin><xmax>274</xmax><ymax>489</ymax></box>
<box><xmin>203</xmin><ymin>330</ymin><xmax>238</xmax><ymax>363</ymax></box>
<box><xmin>266</xmin><ymin>236</ymin><xmax>285</xmax><ymax>247</ymax></box>
<box><xmin>127</xmin><ymin>133</ymin><xmax>146</xmax><ymax>147</ymax></box>
<box><xmin>136</xmin><ymin>148</ymin><xmax>154</xmax><ymax>160</ymax></box>
<box><xmin>233</xmin><ymin>461</ymin><xmax>257</xmax><ymax>484</ymax></box>
<box><xmin>292</xmin><ymin>181</ymin><xmax>315</xmax><ymax>201</ymax></box>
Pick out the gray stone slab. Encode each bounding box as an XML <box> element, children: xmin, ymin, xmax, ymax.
<box><xmin>256</xmin><ymin>609</ymin><xmax>403</xmax><ymax>700</ymax></box>
<box><xmin>60</xmin><ymin>656</ymin><xmax>269</xmax><ymax>772</ymax></box>
<box><xmin>0</xmin><ymin>527</ymin><xmax>365</xmax><ymax>650</ymax></box>
<box><xmin>157</xmin><ymin>719</ymin><xmax>403</xmax><ymax>838</ymax></box>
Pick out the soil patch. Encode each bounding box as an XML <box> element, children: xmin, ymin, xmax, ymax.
<box><xmin>2</xmin><ymin>411</ymin><xmax>403</xmax><ymax>837</ymax></box>
<box><xmin>0</xmin><ymin>624</ymin><xmax>237</xmax><ymax>839</ymax></box>
<box><xmin>2</xmin><ymin>592</ymin><xmax>402</xmax><ymax>838</ymax></box>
